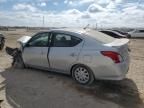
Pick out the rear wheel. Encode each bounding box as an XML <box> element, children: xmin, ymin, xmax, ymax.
<box><xmin>72</xmin><ymin>65</ymin><xmax>94</xmax><ymax>85</ymax></box>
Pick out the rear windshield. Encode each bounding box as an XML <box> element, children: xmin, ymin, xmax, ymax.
<box><xmin>84</xmin><ymin>30</ymin><xmax>116</xmax><ymax>44</ymax></box>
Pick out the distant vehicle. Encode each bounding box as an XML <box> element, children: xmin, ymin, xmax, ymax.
<box><xmin>11</xmin><ymin>29</ymin><xmax>130</xmax><ymax>85</ymax></box>
<box><xmin>0</xmin><ymin>33</ymin><xmax>5</xmax><ymax>50</ymax></box>
<box><xmin>100</xmin><ymin>30</ymin><xmax>129</xmax><ymax>38</ymax></box>
<box><xmin>128</xmin><ymin>29</ymin><xmax>144</xmax><ymax>38</ymax></box>
<box><xmin>113</xmin><ymin>30</ymin><xmax>131</xmax><ymax>38</ymax></box>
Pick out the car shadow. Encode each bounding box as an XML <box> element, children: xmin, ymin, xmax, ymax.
<box><xmin>68</xmin><ymin>79</ymin><xmax>144</xmax><ymax>108</ymax></box>
<box><xmin>0</xmin><ymin>67</ymin><xmax>143</xmax><ymax>108</ymax></box>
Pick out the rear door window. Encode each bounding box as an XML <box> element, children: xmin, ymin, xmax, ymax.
<box><xmin>52</xmin><ymin>33</ymin><xmax>82</xmax><ymax>47</ymax></box>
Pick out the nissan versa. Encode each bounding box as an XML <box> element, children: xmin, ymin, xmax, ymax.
<box><xmin>16</xmin><ymin>28</ymin><xmax>130</xmax><ymax>85</ymax></box>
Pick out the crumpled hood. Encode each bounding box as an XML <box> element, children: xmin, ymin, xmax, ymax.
<box><xmin>17</xmin><ymin>36</ymin><xmax>31</xmax><ymax>45</ymax></box>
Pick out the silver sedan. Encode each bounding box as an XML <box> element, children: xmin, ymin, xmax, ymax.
<box><xmin>17</xmin><ymin>28</ymin><xmax>130</xmax><ymax>85</ymax></box>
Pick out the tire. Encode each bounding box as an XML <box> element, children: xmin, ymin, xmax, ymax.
<box><xmin>72</xmin><ymin>65</ymin><xmax>94</xmax><ymax>85</ymax></box>
<box><xmin>0</xmin><ymin>39</ymin><xmax>5</xmax><ymax>50</ymax></box>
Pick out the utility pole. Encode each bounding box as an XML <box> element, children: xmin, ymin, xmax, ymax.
<box><xmin>43</xmin><ymin>16</ymin><xmax>45</xmax><ymax>27</ymax></box>
<box><xmin>96</xmin><ymin>22</ymin><xmax>98</xmax><ymax>30</ymax></box>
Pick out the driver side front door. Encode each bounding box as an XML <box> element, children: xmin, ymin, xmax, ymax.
<box><xmin>22</xmin><ymin>32</ymin><xmax>51</xmax><ymax>68</ymax></box>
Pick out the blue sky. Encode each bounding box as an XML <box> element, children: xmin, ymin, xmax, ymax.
<box><xmin>0</xmin><ymin>0</ymin><xmax>144</xmax><ymax>28</ymax></box>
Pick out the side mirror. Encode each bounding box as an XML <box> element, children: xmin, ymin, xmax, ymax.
<box><xmin>25</xmin><ymin>43</ymin><xmax>30</xmax><ymax>47</ymax></box>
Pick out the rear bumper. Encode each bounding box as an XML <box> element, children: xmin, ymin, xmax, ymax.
<box><xmin>93</xmin><ymin>66</ymin><xmax>129</xmax><ymax>81</ymax></box>
<box><xmin>90</xmin><ymin>56</ymin><xmax>130</xmax><ymax>81</ymax></box>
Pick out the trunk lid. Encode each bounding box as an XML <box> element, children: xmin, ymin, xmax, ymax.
<box><xmin>104</xmin><ymin>39</ymin><xmax>129</xmax><ymax>61</ymax></box>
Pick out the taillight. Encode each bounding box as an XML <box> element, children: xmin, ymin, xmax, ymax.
<box><xmin>101</xmin><ymin>51</ymin><xmax>121</xmax><ymax>63</ymax></box>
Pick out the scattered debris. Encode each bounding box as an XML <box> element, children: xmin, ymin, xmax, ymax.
<box><xmin>5</xmin><ymin>46</ymin><xmax>22</xmax><ymax>66</ymax></box>
<box><xmin>0</xmin><ymin>100</ymin><xmax>4</xmax><ymax>108</ymax></box>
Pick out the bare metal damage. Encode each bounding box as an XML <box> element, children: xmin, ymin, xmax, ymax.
<box><xmin>5</xmin><ymin>36</ymin><xmax>31</xmax><ymax>66</ymax></box>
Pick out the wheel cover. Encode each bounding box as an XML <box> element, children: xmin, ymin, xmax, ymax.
<box><xmin>74</xmin><ymin>67</ymin><xmax>90</xmax><ymax>84</ymax></box>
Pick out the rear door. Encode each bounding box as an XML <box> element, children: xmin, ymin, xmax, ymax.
<box><xmin>23</xmin><ymin>32</ymin><xmax>51</xmax><ymax>67</ymax></box>
<box><xmin>48</xmin><ymin>32</ymin><xmax>83</xmax><ymax>73</ymax></box>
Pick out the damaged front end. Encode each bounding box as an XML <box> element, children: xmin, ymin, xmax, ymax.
<box><xmin>6</xmin><ymin>46</ymin><xmax>23</xmax><ymax>67</ymax></box>
<box><xmin>5</xmin><ymin>47</ymin><xmax>19</xmax><ymax>57</ymax></box>
<box><xmin>5</xmin><ymin>36</ymin><xmax>31</xmax><ymax>67</ymax></box>
<box><xmin>17</xmin><ymin>36</ymin><xmax>31</xmax><ymax>50</ymax></box>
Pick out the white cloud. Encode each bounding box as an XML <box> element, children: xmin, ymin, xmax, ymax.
<box><xmin>0</xmin><ymin>9</ymin><xmax>83</xmax><ymax>27</ymax></box>
<box><xmin>0</xmin><ymin>0</ymin><xmax>6</xmax><ymax>3</ymax></box>
<box><xmin>13</xmin><ymin>3</ymin><xmax>38</xmax><ymax>12</ymax></box>
<box><xmin>63</xmin><ymin>9</ymin><xmax>82</xmax><ymax>15</ymax></box>
<box><xmin>64</xmin><ymin>0</ymin><xmax>124</xmax><ymax>9</ymax></box>
<box><xmin>53</xmin><ymin>2</ymin><xmax>58</xmax><ymax>6</ymax></box>
<box><xmin>79</xmin><ymin>0</ymin><xmax>94</xmax><ymax>5</ymax></box>
<box><xmin>97</xmin><ymin>0</ymin><xmax>123</xmax><ymax>5</ymax></box>
<box><xmin>64</xmin><ymin>0</ymin><xmax>78</xmax><ymax>6</ymax></box>
<box><xmin>64</xmin><ymin>0</ymin><xmax>94</xmax><ymax>6</ymax></box>
<box><xmin>106</xmin><ymin>1</ymin><xmax>117</xmax><ymax>11</ymax></box>
<box><xmin>86</xmin><ymin>4</ymin><xmax>144</xmax><ymax>28</ymax></box>
<box><xmin>1</xmin><ymin>1</ymin><xmax>144</xmax><ymax>28</ymax></box>
<box><xmin>88</xmin><ymin>4</ymin><xmax>105</xmax><ymax>13</ymax></box>
<box><xmin>115</xmin><ymin>0</ymin><xmax>123</xmax><ymax>3</ymax></box>
<box><xmin>39</xmin><ymin>2</ymin><xmax>46</xmax><ymax>7</ymax></box>
<box><xmin>64</xmin><ymin>0</ymin><xmax>68</xmax><ymax>4</ymax></box>
<box><xmin>97</xmin><ymin>0</ymin><xmax>111</xmax><ymax>5</ymax></box>
<box><xmin>63</xmin><ymin>0</ymin><xmax>115</xmax><ymax>6</ymax></box>
<box><xmin>69</xmin><ymin>1</ymin><xmax>73</xmax><ymax>5</ymax></box>
<box><xmin>81</xmin><ymin>13</ymin><xmax>91</xmax><ymax>19</ymax></box>
<box><xmin>36</xmin><ymin>0</ymin><xmax>48</xmax><ymax>2</ymax></box>
<box><xmin>105</xmin><ymin>0</ymin><xmax>124</xmax><ymax>12</ymax></box>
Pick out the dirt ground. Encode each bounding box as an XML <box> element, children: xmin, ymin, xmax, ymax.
<box><xmin>0</xmin><ymin>29</ymin><xmax>144</xmax><ymax>108</ymax></box>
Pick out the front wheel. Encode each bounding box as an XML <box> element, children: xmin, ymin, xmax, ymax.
<box><xmin>72</xmin><ymin>65</ymin><xmax>94</xmax><ymax>85</ymax></box>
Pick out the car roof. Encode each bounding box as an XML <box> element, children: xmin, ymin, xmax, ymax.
<box><xmin>56</xmin><ymin>28</ymin><xmax>116</xmax><ymax>43</ymax></box>
<box><xmin>41</xmin><ymin>28</ymin><xmax>116</xmax><ymax>37</ymax></box>
<box><xmin>49</xmin><ymin>28</ymin><xmax>90</xmax><ymax>34</ymax></box>
<box><xmin>39</xmin><ymin>28</ymin><xmax>102</xmax><ymax>37</ymax></box>
<box><xmin>35</xmin><ymin>28</ymin><xmax>116</xmax><ymax>44</ymax></box>
<box><xmin>45</xmin><ymin>28</ymin><xmax>103</xmax><ymax>34</ymax></box>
